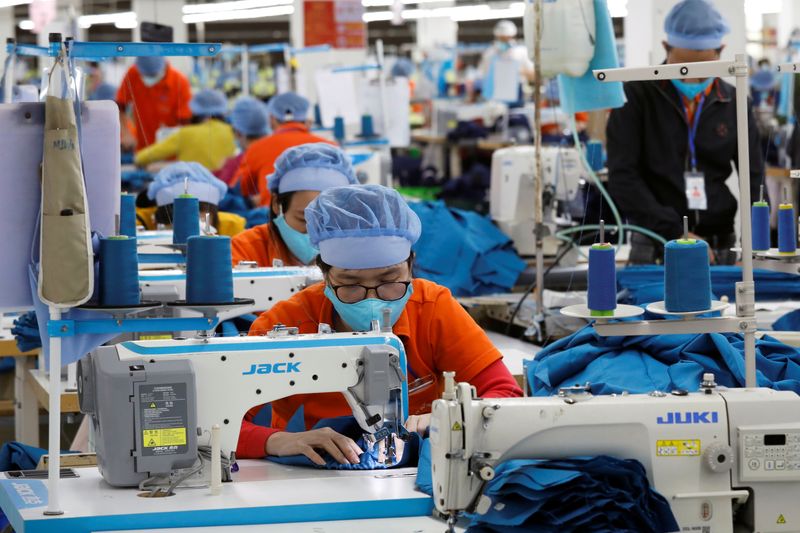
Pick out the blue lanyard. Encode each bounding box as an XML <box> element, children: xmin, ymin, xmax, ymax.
<box><xmin>683</xmin><ymin>94</ymin><xmax>706</xmax><ymax>171</ymax></box>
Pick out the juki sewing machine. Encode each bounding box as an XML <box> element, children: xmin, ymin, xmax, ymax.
<box><xmin>77</xmin><ymin>328</ymin><xmax>408</xmax><ymax>488</ymax></box>
<box><xmin>430</xmin><ymin>373</ymin><xmax>800</xmax><ymax>533</ymax></box>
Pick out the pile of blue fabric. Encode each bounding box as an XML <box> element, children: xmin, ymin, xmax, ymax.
<box><xmin>0</xmin><ymin>442</ymin><xmax>48</xmax><ymax>472</ymax></box>
<box><xmin>11</xmin><ymin>311</ymin><xmax>42</xmax><ymax>353</ymax></box>
<box><xmin>617</xmin><ymin>265</ymin><xmax>800</xmax><ymax>305</ymax></box>
<box><xmin>526</xmin><ymin>326</ymin><xmax>800</xmax><ymax>396</ymax></box>
<box><xmin>408</xmin><ymin>200</ymin><xmax>525</xmax><ymax>296</ymax></box>
<box><xmin>465</xmin><ymin>456</ymin><xmax>678</xmax><ymax>533</ymax></box>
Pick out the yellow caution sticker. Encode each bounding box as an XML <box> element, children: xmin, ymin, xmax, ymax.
<box><xmin>778</xmin><ymin>514</ymin><xmax>787</xmax><ymax>525</ymax></box>
<box><xmin>143</xmin><ymin>428</ymin><xmax>187</xmax><ymax>447</ymax></box>
<box><xmin>140</xmin><ymin>335</ymin><xmax>173</xmax><ymax>341</ymax></box>
<box><xmin>656</xmin><ymin>439</ymin><xmax>701</xmax><ymax>457</ymax></box>
<box><xmin>149</xmin><ymin>403</ymin><xmax>156</xmax><ymax>408</ymax></box>
<box><xmin>451</xmin><ymin>421</ymin><xmax>462</xmax><ymax>431</ymax></box>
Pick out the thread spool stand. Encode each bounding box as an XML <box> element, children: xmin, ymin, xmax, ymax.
<box><xmin>751</xmin><ymin>186</ymin><xmax>800</xmax><ymax>273</ymax></box>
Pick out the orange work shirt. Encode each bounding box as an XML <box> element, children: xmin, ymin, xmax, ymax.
<box><xmin>116</xmin><ymin>64</ymin><xmax>192</xmax><ymax>151</ymax></box>
<box><xmin>246</xmin><ymin>278</ymin><xmax>504</xmax><ymax>431</ymax></box>
<box><xmin>230</xmin><ymin>223</ymin><xmax>303</xmax><ymax>268</ymax></box>
<box><xmin>233</xmin><ymin>124</ymin><xmax>335</xmax><ymax>206</ymax></box>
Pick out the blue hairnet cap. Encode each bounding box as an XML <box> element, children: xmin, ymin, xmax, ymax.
<box><xmin>136</xmin><ymin>56</ymin><xmax>166</xmax><ymax>77</ymax></box>
<box><xmin>269</xmin><ymin>143</ymin><xmax>358</xmax><ymax>194</ymax></box>
<box><xmin>391</xmin><ymin>58</ymin><xmax>414</xmax><ymax>78</ymax></box>
<box><xmin>267</xmin><ymin>92</ymin><xmax>310</xmax><ymax>123</ymax></box>
<box><xmin>751</xmin><ymin>70</ymin><xmax>777</xmax><ymax>92</ymax></box>
<box><xmin>664</xmin><ymin>0</ymin><xmax>730</xmax><ymax>51</ymax></box>
<box><xmin>190</xmin><ymin>89</ymin><xmax>227</xmax><ymax>117</ymax></box>
<box><xmin>148</xmin><ymin>162</ymin><xmax>228</xmax><ymax>206</ymax></box>
<box><xmin>305</xmin><ymin>184</ymin><xmax>422</xmax><ymax>270</ymax></box>
<box><xmin>230</xmin><ymin>96</ymin><xmax>269</xmax><ymax>137</ymax></box>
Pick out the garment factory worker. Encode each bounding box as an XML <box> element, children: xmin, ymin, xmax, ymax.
<box><xmin>215</xmin><ymin>97</ymin><xmax>271</xmax><ymax>185</ymax></box>
<box><xmin>86</xmin><ymin>62</ymin><xmax>117</xmax><ymax>101</ymax></box>
<box><xmin>606</xmin><ymin>0</ymin><xmax>763</xmax><ymax>265</ymax></box>
<box><xmin>134</xmin><ymin>89</ymin><xmax>236</xmax><ymax>172</ymax></box>
<box><xmin>237</xmin><ymin>184</ymin><xmax>523</xmax><ymax>464</ymax></box>
<box><xmin>138</xmin><ymin>162</ymin><xmax>245</xmax><ymax>236</ymax></box>
<box><xmin>478</xmin><ymin>20</ymin><xmax>535</xmax><ymax>85</ymax></box>
<box><xmin>233</xmin><ymin>92</ymin><xmax>335</xmax><ymax>207</ymax></box>
<box><xmin>231</xmin><ymin>143</ymin><xmax>358</xmax><ymax>268</ymax></box>
<box><xmin>116</xmin><ymin>56</ymin><xmax>192</xmax><ymax>151</ymax></box>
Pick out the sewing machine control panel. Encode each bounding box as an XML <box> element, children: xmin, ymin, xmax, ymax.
<box><xmin>738</xmin><ymin>428</ymin><xmax>800</xmax><ymax>482</ymax></box>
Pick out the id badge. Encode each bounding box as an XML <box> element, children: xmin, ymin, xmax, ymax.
<box><xmin>684</xmin><ymin>171</ymin><xmax>707</xmax><ymax>211</ymax></box>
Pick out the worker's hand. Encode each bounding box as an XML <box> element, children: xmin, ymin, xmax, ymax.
<box><xmin>265</xmin><ymin>428</ymin><xmax>363</xmax><ymax>466</ymax></box>
<box><xmin>120</xmin><ymin>129</ymin><xmax>136</xmax><ymax>152</ymax></box>
<box><xmin>687</xmin><ymin>232</ymin><xmax>717</xmax><ymax>264</ymax></box>
<box><xmin>404</xmin><ymin>413</ymin><xmax>431</xmax><ymax>435</ymax></box>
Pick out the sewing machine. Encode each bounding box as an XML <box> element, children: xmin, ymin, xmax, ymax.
<box><xmin>490</xmin><ymin>145</ymin><xmax>585</xmax><ymax>256</ymax></box>
<box><xmin>430</xmin><ymin>373</ymin><xmax>800</xmax><ymax>532</ymax></box>
<box><xmin>78</xmin><ymin>329</ymin><xmax>408</xmax><ymax>488</ymax></box>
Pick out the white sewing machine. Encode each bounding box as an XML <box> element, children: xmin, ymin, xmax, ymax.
<box><xmin>490</xmin><ymin>145</ymin><xmax>585</xmax><ymax>256</ymax></box>
<box><xmin>78</xmin><ymin>329</ymin><xmax>408</xmax><ymax>488</ymax></box>
<box><xmin>430</xmin><ymin>374</ymin><xmax>800</xmax><ymax>533</ymax></box>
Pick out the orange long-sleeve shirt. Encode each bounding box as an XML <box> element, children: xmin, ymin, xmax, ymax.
<box><xmin>230</xmin><ymin>223</ymin><xmax>303</xmax><ymax>267</ymax></box>
<box><xmin>236</xmin><ymin>279</ymin><xmax>522</xmax><ymax>458</ymax></box>
<box><xmin>233</xmin><ymin>124</ymin><xmax>335</xmax><ymax>206</ymax></box>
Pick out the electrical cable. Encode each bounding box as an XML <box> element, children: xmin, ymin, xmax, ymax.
<box><xmin>557</xmin><ymin>223</ymin><xmax>667</xmax><ymax>245</ymax></box>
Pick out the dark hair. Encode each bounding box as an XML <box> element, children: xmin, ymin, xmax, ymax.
<box><xmin>155</xmin><ymin>202</ymin><xmax>219</xmax><ymax>228</ymax></box>
<box><xmin>270</xmin><ymin>192</ymin><xmax>297</xmax><ymax>220</ymax></box>
<box><xmin>315</xmin><ymin>252</ymin><xmax>416</xmax><ymax>275</ymax></box>
<box><xmin>757</xmin><ymin>58</ymin><xmax>771</xmax><ymax>67</ymax></box>
<box><xmin>664</xmin><ymin>44</ymin><xmax>723</xmax><ymax>56</ymax></box>
<box><xmin>190</xmin><ymin>114</ymin><xmax>226</xmax><ymax>124</ymax></box>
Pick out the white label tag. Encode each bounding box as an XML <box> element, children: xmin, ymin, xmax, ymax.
<box><xmin>685</xmin><ymin>171</ymin><xmax>707</xmax><ymax>211</ymax></box>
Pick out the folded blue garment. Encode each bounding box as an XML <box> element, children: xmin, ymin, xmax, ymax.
<box><xmin>465</xmin><ymin>456</ymin><xmax>678</xmax><ymax>533</ymax></box>
<box><xmin>526</xmin><ymin>325</ymin><xmax>800</xmax><ymax>396</ymax></box>
<box><xmin>774</xmin><ymin>309</ymin><xmax>800</xmax><ymax>331</ymax></box>
<box><xmin>0</xmin><ymin>442</ymin><xmax>48</xmax><ymax>471</ymax></box>
<box><xmin>11</xmin><ymin>311</ymin><xmax>42</xmax><ymax>353</ymax></box>
<box><xmin>268</xmin><ymin>416</ymin><xmax>422</xmax><ymax>470</ymax></box>
<box><xmin>244</xmin><ymin>207</ymin><xmax>269</xmax><ymax>229</ymax></box>
<box><xmin>415</xmin><ymin>438</ymin><xmax>433</xmax><ymax>495</ymax></box>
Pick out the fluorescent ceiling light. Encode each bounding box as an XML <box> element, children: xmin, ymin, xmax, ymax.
<box><xmin>362</xmin><ymin>0</ymin><xmax>453</xmax><ymax>6</ymax></box>
<box><xmin>18</xmin><ymin>19</ymin><xmax>34</xmax><ymax>30</ymax></box>
<box><xmin>183</xmin><ymin>0</ymin><xmax>292</xmax><ymax>14</ymax></box>
<box><xmin>182</xmin><ymin>4</ymin><xmax>294</xmax><ymax>23</ymax></box>
<box><xmin>78</xmin><ymin>11</ymin><xmax>137</xmax><ymax>29</ymax></box>
<box><xmin>363</xmin><ymin>2</ymin><xmax>525</xmax><ymax>22</ymax></box>
<box><xmin>363</xmin><ymin>10</ymin><xmax>394</xmax><ymax>22</ymax></box>
<box><xmin>744</xmin><ymin>0</ymin><xmax>781</xmax><ymax>15</ymax></box>
<box><xmin>0</xmin><ymin>0</ymin><xmax>32</xmax><ymax>8</ymax></box>
<box><xmin>607</xmin><ymin>0</ymin><xmax>627</xmax><ymax>18</ymax></box>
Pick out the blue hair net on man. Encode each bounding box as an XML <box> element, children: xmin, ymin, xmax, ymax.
<box><xmin>305</xmin><ymin>184</ymin><xmax>422</xmax><ymax>269</ymax></box>
<box><xmin>190</xmin><ymin>88</ymin><xmax>227</xmax><ymax>117</ymax></box>
<box><xmin>268</xmin><ymin>143</ymin><xmax>358</xmax><ymax>194</ymax></box>
<box><xmin>267</xmin><ymin>92</ymin><xmax>310</xmax><ymax>123</ymax></box>
<box><xmin>148</xmin><ymin>162</ymin><xmax>228</xmax><ymax>206</ymax></box>
<box><xmin>230</xmin><ymin>96</ymin><xmax>269</xmax><ymax>137</ymax></box>
<box><xmin>136</xmin><ymin>56</ymin><xmax>166</xmax><ymax>77</ymax></box>
<box><xmin>664</xmin><ymin>0</ymin><xmax>730</xmax><ymax>50</ymax></box>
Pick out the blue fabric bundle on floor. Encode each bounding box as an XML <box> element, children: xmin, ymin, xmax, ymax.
<box><xmin>464</xmin><ymin>456</ymin><xmax>678</xmax><ymax>533</ymax></box>
<box><xmin>618</xmin><ymin>265</ymin><xmax>800</xmax><ymax>305</ymax></box>
<box><xmin>268</xmin><ymin>416</ymin><xmax>422</xmax><ymax>470</ymax></box>
<box><xmin>409</xmin><ymin>201</ymin><xmax>525</xmax><ymax>296</ymax></box>
<box><xmin>526</xmin><ymin>325</ymin><xmax>800</xmax><ymax>396</ymax></box>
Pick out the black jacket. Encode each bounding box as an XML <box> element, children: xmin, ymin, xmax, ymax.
<box><xmin>606</xmin><ymin>78</ymin><xmax>764</xmax><ymax>240</ymax></box>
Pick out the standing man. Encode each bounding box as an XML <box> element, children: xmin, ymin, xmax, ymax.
<box><xmin>116</xmin><ymin>56</ymin><xmax>192</xmax><ymax>151</ymax></box>
<box><xmin>478</xmin><ymin>19</ymin><xmax>535</xmax><ymax>101</ymax></box>
<box><xmin>607</xmin><ymin>0</ymin><xmax>764</xmax><ymax>265</ymax></box>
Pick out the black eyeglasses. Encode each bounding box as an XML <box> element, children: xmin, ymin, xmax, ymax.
<box><xmin>329</xmin><ymin>281</ymin><xmax>411</xmax><ymax>304</ymax></box>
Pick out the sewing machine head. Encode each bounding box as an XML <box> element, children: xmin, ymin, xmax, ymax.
<box><xmin>78</xmin><ymin>329</ymin><xmax>407</xmax><ymax>487</ymax></box>
<box><xmin>430</xmin><ymin>373</ymin><xmax>800</xmax><ymax>532</ymax></box>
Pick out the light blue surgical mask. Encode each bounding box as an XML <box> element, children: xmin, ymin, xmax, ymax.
<box><xmin>671</xmin><ymin>78</ymin><xmax>714</xmax><ymax>100</ymax></box>
<box><xmin>273</xmin><ymin>214</ymin><xmax>318</xmax><ymax>265</ymax></box>
<box><xmin>324</xmin><ymin>284</ymin><xmax>413</xmax><ymax>332</ymax></box>
<box><xmin>495</xmin><ymin>40</ymin><xmax>511</xmax><ymax>52</ymax></box>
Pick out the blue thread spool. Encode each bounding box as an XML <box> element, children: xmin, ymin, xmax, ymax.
<box><xmin>99</xmin><ymin>236</ymin><xmax>140</xmax><ymax>307</ymax></box>
<box><xmin>587</xmin><ymin>244</ymin><xmax>616</xmax><ymax>316</ymax></box>
<box><xmin>752</xmin><ymin>201</ymin><xmax>770</xmax><ymax>252</ymax></box>
<box><xmin>360</xmin><ymin>114</ymin><xmax>375</xmax><ymax>137</ymax></box>
<box><xmin>664</xmin><ymin>239</ymin><xmax>712</xmax><ymax>312</ymax></box>
<box><xmin>173</xmin><ymin>194</ymin><xmax>200</xmax><ymax>245</ymax></box>
<box><xmin>119</xmin><ymin>193</ymin><xmax>137</xmax><ymax>237</ymax></box>
<box><xmin>333</xmin><ymin>116</ymin><xmax>346</xmax><ymax>143</ymax></box>
<box><xmin>778</xmin><ymin>203</ymin><xmax>797</xmax><ymax>255</ymax></box>
<box><xmin>186</xmin><ymin>235</ymin><xmax>234</xmax><ymax>304</ymax></box>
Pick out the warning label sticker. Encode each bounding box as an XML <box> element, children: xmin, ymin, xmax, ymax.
<box><xmin>138</xmin><ymin>383</ymin><xmax>188</xmax><ymax>457</ymax></box>
<box><xmin>657</xmin><ymin>439</ymin><xmax>701</xmax><ymax>457</ymax></box>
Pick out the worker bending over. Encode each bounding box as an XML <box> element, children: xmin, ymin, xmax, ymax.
<box><xmin>231</xmin><ymin>143</ymin><xmax>358</xmax><ymax>267</ymax></box>
<box><xmin>234</xmin><ymin>92</ymin><xmax>334</xmax><ymax>207</ymax></box>
<box><xmin>215</xmin><ymin>97</ymin><xmax>270</xmax><ymax>185</ymax></box>
<box><xmin>237</xmin><ymin>184</ymin><xmax>522</xmax><ymax>464</ymax></box>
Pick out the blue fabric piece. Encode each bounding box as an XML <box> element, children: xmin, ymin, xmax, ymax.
<box><xmin>190</xmin><ymin>89</ymin><xmax>227</xmax><ymax>117</ymax></box>
<box><xmin>244</xmin><ymin>207</ymin><xmax>269</xmax><ymax>228</ymax></box>
<box><xmin>230</xmin><ymin>96</ymin><xmax>270</xmax><ymax>137</ymax></box>
<box><xmin>464</xmin><ymin>456</ymin><xmax>678</xmax><ymax>533</ymax></box>
<box><xmin>526</xmin><ymin>325</ymin><xmax>800</xmax><ymax>397</ymax></box>
<box><xmin>11</xmin><ymin>311</ymin><xmax>42</xmax><ymax>353</ymax></box>
<box><xmin>774</xmin><ymin>309</ymin><xmax>800</xmax><ymax>331</ymax></box>
<box><xmin>268</xmin><ymin>416</ymin><xmax>422</xmax><ymax>470</ymax></box>
<box><xmin>218</xmin><ymin>187</ymin><xmax>250</xmax><ymax>217</ymax></box>
<box><xmin>778</xmin><ymin>68</ymin><xmax>794</xmax><ymax>119</ymax></box>
<box><xmin>415</xmin><ymin>438</ymin><xmax>433</xmax><ymax>495</ymax></box>
<box><xmin>267</xmin><ymin>92</ymin><xmax>310</xmax><ymax>122</ymax></box>
<box><xmin>269</xmin><ymin>143</ymin><xmax>357</xmax><ymax>194</ymax></box>
<box><xmin>148</xmin><ymin>162</ymin><xmax>227</xmax><ymax>206</ymax></box>
<box><xmin>664</xmin><ymin>0</ymin><xmax>730</xmax><ymax>51</ymax></box>
<box><xmin>408</xmin><ymin>201</ymin><xmax>525</xmax><ymax>296</ymax></box>
<box><xmin>618</xmin><ymin>265</ymin><xmax>800</xmax><ymax>304</ymax></box>
<box><xmin>557</xmin><ymin>0</ymin><xmax>626</xmax><ymax>114</ymax></box>
<box><xmin>0</xmin><ymin>442</ymin><xmax>47</xmax><ymax>471</ymax></box>
<box><xmin>89</xmin><ymin>82</ymin><xmax>117</xmax><ymax>101</ymax></box>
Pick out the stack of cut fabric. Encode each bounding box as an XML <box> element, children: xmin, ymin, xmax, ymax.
<box><xmin>408</xmin><ymin>200</ymin><xmax>525</xmax><ymax>296</ymax></box>
<box><xmin>465</xmin><ymin>456</ymin><xmax>678</xmax><ymax>533</ymax></box>
<box><xmin>526</xmin><ymin>326</ymin><xmax>800</xmax><ymax>396</ymax></box>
